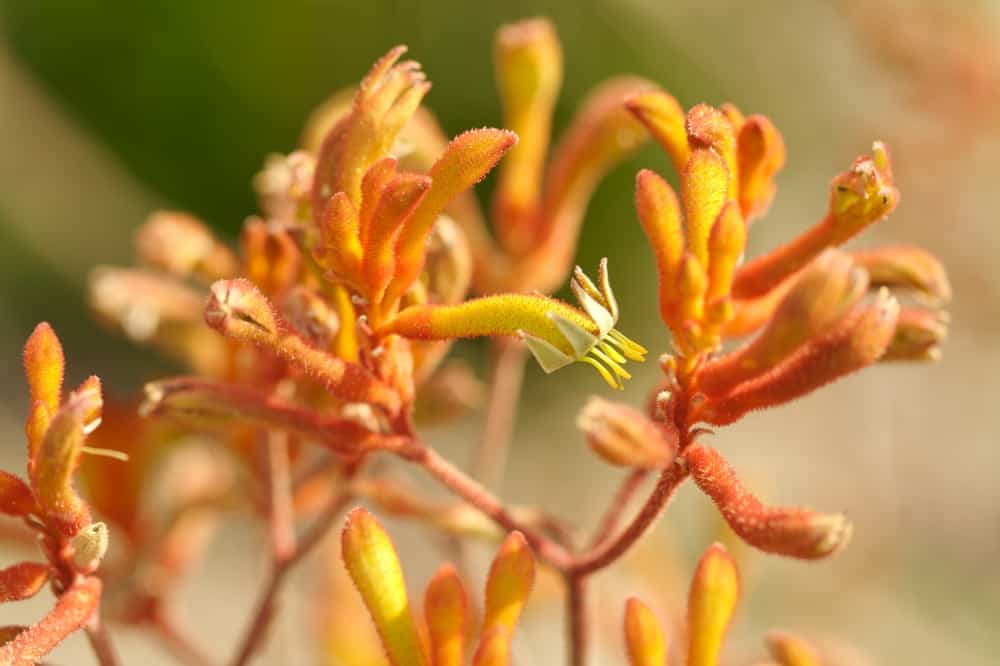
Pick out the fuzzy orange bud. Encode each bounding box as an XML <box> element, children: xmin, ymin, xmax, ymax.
<box><xmin>686</xmin><ymin>444</ymin><xmax>853</xmax><ymax>559</ymax></box>
<box><xmin>480</xmin><ymin>531</ymin><xmax>535</xmax><ymax>642</ymax></box>
<box><xmin>625</xmin><ymin>89</ymin><xmax>690</xmax><ymax>175</ymax></box>
<box><xmin>687</xmin><ymin>543</ymin><xmax>740</xmax><ymax>666</ymax></box>
<box><xmin>314</xmin><ymin>193</ymin><xmax>363</xmax><ymax>286</ymax></box>
<box><xmin>240</xmin><ymin>218</ymin><xmax>302</xmax><ymax>298</ymax></box>
<box><xmin>623</xmin><ymin>597</ymin><xmax>667</xmax><ymax>666</ymax></box>
<box><xmin>0</xmin><ymin>473</ymin><xmax>35</xmax><ymax>518</ymax></box>
<box><xmin>736</xmin><ymin>115</ymin><xmax>786</xmax><ymax>222</ymax></box>
<box><xmin>577</xmin><ymin>397</ymin><xmax>679</xmax><ymax>469</ymax></box>
<box><xmin>364</xmin><ymin>172</ymin><xmax>432</xmax><ymax>303</ymax></box>
<box><xmin>698</xmin><ymin>290</ymin><xmax>899</xmax><ymax>425</ymax></box>
<box><xmin>687</xmin><ymin>103</ymin><xmax>738</xmax><ymax>200</ymax></box>
<box><xmin>635</xmin><ymin>169</ymin><xmax>684</xmax><ymax>327</ymax></box>
<box><xmin>424</xmin><ymin>564</ymin><xmax>468</xmax><ymax>666</ymax></box>
<box><xmin>23</xmin><ymin>323</ymin><xmax>64</xmax><ymax>417</ymax></box>
<box><xmin>493</xmin><ymin>18</ymin><xmax>563</xmax><ymax>253</ymax></box>
<box><xmin>682</xmin><ymin>148</ymin><xmax>730</xmax><ymax>267</ymax></box>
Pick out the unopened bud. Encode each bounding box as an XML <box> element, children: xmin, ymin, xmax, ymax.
<box><xmin>852</xmin><ymin>244</ymin><xmax>951</xmax><ymax>305</ymax></box>
<box><xmin>577</xmin><ymin>397</ymin><xmax>679</xmax><ymax>469</ymax></box>
<box><xmin>204</xmin><ymin>279</ymin><xmax>279</xmax><ymax>345</ymax></box>
<box><xmin>625</xmin><ymin>89</ymin><xmax>690</xmax><ymax>175</ymax></box>
<box><xmin>686</xmin><ymin>444</ymin><xmax>853</xmax><ymax>559</ymax></box>
<box><xmin>240</xmin><ymin>218</ymin><xmax>303</xmax><ymax>297</ymax></box>
<box><xmin>736</xmin><ymin>115</ymin><xmax>786</xmax><ymax>222</ymax></box>
<box><xmin>135</xmin><ymin>211</ymin><xmax>239</xmax><ymax>281</ymax></box>
<box><xmin>70</xmin><ymin>522</ymin><xmax>108</xmax><ymax>573</ymax></box>
<box><xmin>254</xmin><ymin>150</ymin><xmax>315</xmax><ymax>220</ymax></box>
<box><xmin>882</xmin><ymin>307</ymin><xmax>949</xmax><ymax>362</ymax></box>
<box><xmin>687</xmin><ymin>543</ymin><xmax>740</xmax><ymax>666</ymax></box>
<box><xmin>828</xmin><ymin>142</ymin><xmax>898</xmax><ymax>240</ymax></box>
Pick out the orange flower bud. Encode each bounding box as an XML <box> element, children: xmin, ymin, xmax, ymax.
<box><xmin>476</xmin><ymin>531</ymin><xmax>535</xmax><ymax>659</ymax></box>
<box><xmin>23</xmin><ymin>322</ymin><xmax>64</xmax><ymax>417</ymax></box>
<box><xmin>313</xmin><ymin>192</ymin><xmax>364</xmax><ymax>287</ymax></box>
<box><xmin>312</xmin><ymin>46</ymin><xmax>429</xmax><ymax>211</ymax></box>
<box><xmin>687</xmin><ymin>543</ymin><xmax>740</xmax><ymax>666</ymax></box>
<box><xmin>705</xmin><ymin>202</ymin><xmax>747</xmax><ymax>311</ymax></box>
<box><xmin>240</xmin><ymin>217</ymin><xmax>303</xmax><ymax>298</ymax></box>
<box><xmin>623</xmin><ymin>597</ymin><xmax>667</xmax><ymax>666</ymax></box>
<box><xmin>698</xmin><ymin>290</ymin><xmax>899</xmax><ymax>425</ymax></box>
<box><xmin>682</xmin><ymin>148</ymin><xmax>730</xmax><ymax>267</ymax></box>
<box><xmin>135</xmin><ymin>211</ymin><xmax>239</xmax><ymax>282</ymax></box>
<box><xmin>424</xmin><ymin>564</ymin><xmax>468</xmax><ymax>666</ymax></box>
<box><xmin>698</xmin><ymin>250</ymin><xmax>868</xmax><ymax>396</ymax></box>
<box><xmin>686</xmin><ymin>444</ymin><xmax>853</xmax><ymax>559</ymax></box>
<box><xmin>577</xmin><ymin>397</ymin><xmax>679</xmax><ymax>469</ymax></box>
<box><xmin>766</xmin><ymin>631</ymin><xmax>822</xmax><ymax>666</ymax></box>
<box><xmin>471</xmin><ymin>629</ymin><xmax>509</xmax><ymax>666</ymax></box>
<box><xmin>0</xmin><ymin>563</ymin><xmax>49</xmax><ymax>603</ymax></box>
<box><xmin>0</xmin><ymin>577</ymin><xmax>101</xmax><ymax>664</ymax></box>
<box><xmin>736</xmin><ymin>115</ymin><xmax>786</xmax><ymax>222</ymax></box>
<box><xmin>635</xmin><ymin>169</ymin><xmax>684</xmax><ymax>327</ymax></box>
<box><xmin>493</xmin><ymin>18</ymin><xmax>563</xmax><ymax>253</ymax></box>
<box><xmin>687</xmin><ymin>103</ymin><xmax>738</xmax><ymax>200</ymax></box>
<box><xmin>364</xmin><ymin>172</ymin><xmax>431</xmax><ymax>303</ymax></box>
<box><xmin>341</xmin><ymin>507</ymin><xmax>429</xmax><ymax>666</ymax></box>
<box><xmin>625</xmin><ymin>89</ymin><xmax>690</xmax><ymax>175</ymax></box>
<box><xmin>852</xmin><ymin>244</ymin><xmax>951</xmax><ymax>305</ymax></box>
<box><xmin>881</xmin><ymin>307</ymin><xmax>949</xmax><ymax>362</ymax></box>
<box><xmin>387</xmin><ymin>128</ymin><xmax>517</xmax><ymax>307</ymax></box>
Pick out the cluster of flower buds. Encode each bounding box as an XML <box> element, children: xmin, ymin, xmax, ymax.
<box><xmin>340</xmin><ymin>507</ymin><xmax>535</xmax><ymax>666</ymax></box>
<box><xmin>574</xmin><ymin>88</ymin><xmax>950</xmax><ymax>563</ymax></box>
<box><xmin>624</xmin><ymin>543</ymin><xmax>827</xmax><ymax>665</ymax></box>
<box><xmin>0</xmin><ymin>324</ymin><xmax>117</xmax><ymax>662</ymax></box>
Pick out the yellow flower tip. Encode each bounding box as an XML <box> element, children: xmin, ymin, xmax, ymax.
<box><xmin>766</xmin><ymin>631</ymin><xmax>822</xmax><ymax>666</ymax></box>
<box><xmin>624</xmin><ymin>597</ymin><xmax>667</xmax><ymax>666</ymax></box>
<box><xmin>687</xmin><ymin>542</ymin><xmax>740</xmax><ymax>666</ymax></box>
<box><xmin>424</xmin><ymin>563</ymin><xmax>468</xmax><ymax>666</ymax></box>
<box><xmin>23</xmin><ymin>322</ymin><xmax>65</xmax><ymax>415</ymax></box>
<box><xmin>341</xmin><ymin>507</ymin><xmax>429</xmax><ymax>666</ymax></box>
<box><xmin>482</xmin><ymin>531</ymin><xmax>535</xmax><ymax>639</ymax></box>
<box><xmin>682</xmin><ymin>148</ymin><xmax>730</xmax><ymax>268</ymax></box>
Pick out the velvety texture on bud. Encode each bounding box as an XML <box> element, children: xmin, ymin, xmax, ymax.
<box><xmin>623</xmin><ymin>597</ymin><xmax>667</xmax><ymax>666</ymax></box>
<box><xmin>577</xmin><ymin>397</ymin><xmax>679</xmax><ymax>468</ymax></box>
<box><xmin>0</xmin><ymin>563</ymin><xmax>49</xmax><ymax>603</ymax></box>
<box><xmin>69</xmin><ymin>522</ymin><xmax>108</xmax><ymax>573</ymax></box>
<box><xmin>852</xmin><ymin>244</ymin><xmax>952</xmax><ymax>305</ymax></box>
<box><xmin>687</xmin><ymin>543</ymin><xmax>740</xmax><ymax>666</ymax></box>
<box><xmin>686</xmin><ymin>444</ymin><xmax>853</xmax><ymax>559</ymax></box>
<box><xmin>881</xmin><ymin>307</ymin><xmax>949</xmax><ymax>362</ymax></box>
<box><xmin>424</xmin><ymin>564</ymin><xmax>468</xmax><ymax>666</ymax></box>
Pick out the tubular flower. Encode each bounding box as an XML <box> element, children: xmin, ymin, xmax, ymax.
<box><xmin>340</xmin><ymin>507</ymin><xmax>535</xmax><ymax>666</ymax></box>
<box><xmin>624</xmin><ymin>544</ymin><xmax>827</xmax><ymax>666</ymax></box>
<box><xmin>379</xmin><ymin>259</ymin><xmax>647</xmax><ymax>389</ymax></box>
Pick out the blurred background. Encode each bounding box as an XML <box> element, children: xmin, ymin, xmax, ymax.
<box><xmin>0</xmin><ymin>0</ymin><xmax>998</xmax><ymax>663</ymax></box>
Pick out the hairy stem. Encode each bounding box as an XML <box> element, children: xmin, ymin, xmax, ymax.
<box><xmin>472</xmin><ymin>339</ymin><xmax>528</xmax><ymax>490</ymax></box>
<box><xmin>568</xmin><ymin>462</ymin><xmax>689</xmax><ymax>577</ymax></box>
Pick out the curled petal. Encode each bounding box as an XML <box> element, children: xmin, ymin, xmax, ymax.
<box><xmin>364</xmin><ymin>173</ymin><xmax>432</xmax><ymax>303</ymax></box>
<box><xmin>686</xmin><ymin>444</ymin><xmax>853</xmax><ymax>559</ymax></box>
<box><xmin>424</xmin><ymin>564</ymin><xmax>468</xmax><ymax>666</ymax></box>
<box><xmin>341</xmin><ymin>507</ymin><xmax>428</xmax><ymax>666</ymax></box>
<box><xmin>625</xmin><ymin>89</ymin><xmax>690</xmax><ymax>175</ymax></box>
<box><xmin>697</xmin><ymin>290</ymin><xmax>899</xmax><ymax>425</ymax></box>
<box><xmin>623</xmin><ymin>597</ymin><xmax>667</xmax><ymax>666</ymax></box>
<box><xmin>687</xmin><ymin>543</ymin><xmax>739</xmax><ymax>666</ymax></box>
<box><xmin>387</xmin><ymin>128</ymin><xmax>517</xmax><ymax>306</ymax></box>
<box><xmin>205</xmin><ymin>280</ymin><xmax>401</xmax><ymax>414</ymax></box>
<box><xmin>0</xmin><ymin>563</ymin><xmax>49</xmax><ymax>603</ymax></box>
<box><xmin>314</xmin><ymin>193</ymin><xmax>363</xmax><ymax>285</ymax></box>
<box><xmin>0</xmin><ymin>577</ymin><xmax>101</xmax><ymax>665</ymax></box>
<box><xmin>493</xmin><ymin>18</ymin><xmax>563</xmax><ymax>254</ymax></box>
